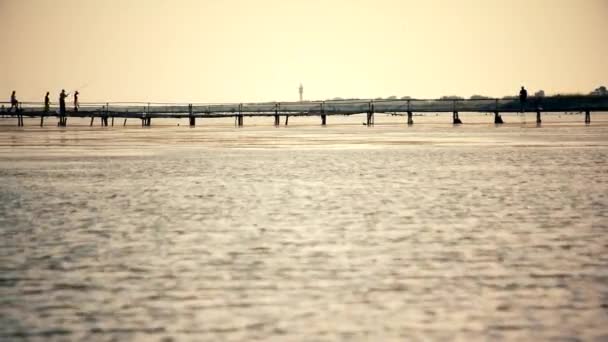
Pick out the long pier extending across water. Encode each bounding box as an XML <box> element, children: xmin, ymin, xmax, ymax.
<box><xmin>2</xmin><ymin>96</ymin><xmax>608</xmax><ymax>127</ymax></box>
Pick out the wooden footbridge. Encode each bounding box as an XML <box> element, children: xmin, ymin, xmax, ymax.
<box><xmin>2</xmin><ymin>96</ymin><xmax>607</xmax><ymax>127</ymax></box>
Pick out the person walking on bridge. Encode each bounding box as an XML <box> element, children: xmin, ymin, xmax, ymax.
<box><xmin>44</xmin><ymin>92</ymin><xmax>50</xmax><ymax>113</ymax></box>
<box><xmin>73</xmin><ymin>91</ymin><xmax>79</xmax><ymax>112</ymax></box>
<box><xmin>9</xmin><ymin>90</ymin><xmax>18</xmax><ymax>113</ymax></box>
<box><xmin>519</xmin><ymin>86</ymin><xmax>528</xmax><ymax>113</ymax></box>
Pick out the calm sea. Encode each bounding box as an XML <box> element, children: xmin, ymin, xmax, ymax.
<box><xmin>1</xmin><ymin>113</ymin><xmax>607</xmax><ymax>341</ymax></box>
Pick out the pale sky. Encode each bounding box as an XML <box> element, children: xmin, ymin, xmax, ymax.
<box><xmin>1</xmin><ymin>0</ymin><xmax>607</xmax><ymax>103</ymax></box>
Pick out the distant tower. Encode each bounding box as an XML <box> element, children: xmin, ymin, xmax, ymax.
<box><xmin>299</xmin><ymin>83</ymin><xmax>303</xmax><ymax>102</ymax></box>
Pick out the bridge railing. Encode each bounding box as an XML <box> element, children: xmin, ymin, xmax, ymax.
<box><xmin>1</xmin><ymin>96</ymin><xmax>608</xmax><ymax>116</ymax></box>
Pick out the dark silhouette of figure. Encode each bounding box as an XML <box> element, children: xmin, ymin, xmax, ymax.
<box><xmin>519</xmin><ymin>86</ymin><xmax>528</xmax><ymax>112</ymax></box>
<box><xmin>44</xmin><ymin>92</ymin><xmax>50</xmax><ymax>113</ymax></box>
<box><xmin>10</xmin><ymin>91</ymin><xmax>18</xmax><ymax>112</ymax></box>
<box><xmin>59</xmin><ymin>89</ymin><xmax>68</xmax><ymax>116</ymax></box>
<box><xmin>74</xmin><ymin>91</ymin><xmax>79</xmax><ymax>112</ymax></box>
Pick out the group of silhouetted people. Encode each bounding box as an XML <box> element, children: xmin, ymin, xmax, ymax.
<box><xmin>7</xmin><ymin>90</ymin><xmax>80</xmax><ymax>115</ymax></box>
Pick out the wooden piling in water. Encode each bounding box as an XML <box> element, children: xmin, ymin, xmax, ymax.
<box><xmin>407</xmin><ymin>111</ymin><xmax>414</xmax><ymax>125</ymax></box>
<box><xmin>453</xmin><ymin>111</ymin><xmax>462</xmax><ymax>124</ymax></box>
<box><xmin>58</xmin><ymin>116</ymin><xmax>67</xmax><ymax>127</ymax></box>
<box><xmin>320</xmin><ymin>102</ymin><xmax>326</xmax><ymax>126</ymax></box>
<box><xmin>103</xmin><ymin>103</ymin><xmax>109</xmax><ymax>127</ymax></box>
<box><xmin>285</xmin><ymin>115</ymin><xmax>289</xmax><ymax>126</ymax></box>
<box><xmin>366</xmin><ymin>101</ymin><xmax>375</xmax><ymax>126</ymax></box>
<box><xmin>40</xmin><ymin>115</ymin><xmax>44</xmax><ymax>127</ymax></box>
<box><xmin>123</xmin><ymin>118</ymin><xmax>127</xmax><ymax>126</ymax></box>
<box><xmin>494</xmin><ymin>111</ymin><xmax>503</xmax><ymax>124</ymax></box>
<box><xmin>451</xmin><ymin>100</ymin><xmax>462</xmax><ymax>124</ymax></box>
<box><xmin>90</xmin><ymin>117</ymin><xmax>95</xmax><ymax>126</ymax></box>
<box><xmin>585</xmin><ymin>110</ymin><xmax>591</xmax><ymax>124</ymax></box>
<box><xmin>237</xmin><ymin>104</ymin><xmax>244</xmax><ymax>127</ymax></box>
<box><xmin>274</xmin><ymin>104</ymin><xmax>280</xmax><ymax>126</ymax></box>
<box><xmin>188</xmin><ymin>104</ymin><xmax>195</xmax><ymax>127</ymax></box>
<box><xmin>536</xmin><ymin>110</ymin><xmax>542</xmax><ymax>124</ymax></box>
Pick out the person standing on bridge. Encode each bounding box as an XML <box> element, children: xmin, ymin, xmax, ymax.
<box><xmin>73</xmin><ymin>91</ymin><xmax>79</xmax><ymax>112</ymax></box>
<box><xmin>519</xmin><ymin>86</ymin><xmax>528</xmax><ymax>113</ymax></box>
<box><xmin>59</xmin><ymin>89</ymin><xmax>69</xmax><ymax>117</ymax></box>
<box><xmin>9</xmin><ymin>90</ymin><xmax>18</xmax><ymax>113</ymax></box>
<box><xmin>44</xmin><ymin>92</ymin><xmax>50</xmax><ymax>113</ymax></box>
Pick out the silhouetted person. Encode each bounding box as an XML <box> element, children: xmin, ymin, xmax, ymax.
<box><xmin>9</xmin><ymin>91</ymin><xmax>18</xmax><ymax>113</ymax></box>
<box><xmin>44</xmin><ymin>92</ymin><xmax>50</xmax><ymax>113</ymax></box>
<box><xmin>74</xmin><ymin>91</ymin><xmax>79</xmax><ymax>112</ymax></box>
<box><xmin>59</xmin><ymin>89</ymin><xmax>68</xmax><ymax>117</ymax></box>
<box><xmin>519</xmin><ymin>86</ymin><xmax>528</xmax><ymax>112</ymax></box>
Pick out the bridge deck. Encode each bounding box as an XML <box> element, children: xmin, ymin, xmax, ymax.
<box><xmin>1</xmin><ymin>96</ymin><xmax>607</xmax><ymax>119</ymax></box>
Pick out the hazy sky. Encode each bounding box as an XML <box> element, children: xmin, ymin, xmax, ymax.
<box><xmin>1</xmin><ymin>0</ymin><xmax>607</xmax><ymax>103</ymax></box>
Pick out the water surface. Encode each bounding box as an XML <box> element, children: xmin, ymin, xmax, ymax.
<box><xmin>1</xmin><ymin>113</ymin><xmax>607</xmax><ymax>341</ymax></box>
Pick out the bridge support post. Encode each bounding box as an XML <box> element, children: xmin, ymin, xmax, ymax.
<box><xmin>106</xmin><ymin>103</ymin><xmax>110</xmax><ymax>127</ymax></box>
<box><xmin>189</xmin><ymin>104</ymin><xmax>195</xmax><ymax>127</ymax></box>
<box><xmin>274</xmin><ymin>103</ymin><xmax>280</xmax><ymax>127</ymax></box>
<box><xmin>407</xmin><ymin>111</ymin><xmax>414</xmax><ymax>125</ymax></box>
<box><xmin>366</xmin><ymin>111</ymin><xmax>373</xmax><ymax>126</ymax></box>
<box><xmin>453</xmin><ymin>111</ymin><xmax>462</xmax><ymax>124</ymax></box>
<box><xmin>536</xmin><ymin>110</ymin><xmax>542</xmax><ymax>125</ymax></box>
<box><xmin>320</xmin><ymin>101</ymin><xmax>326</xmax><ymax>126</ymax></box>
<box><xmin>494</xmin><ymin>111</ymin><xmax>503</xmax><ymax>124</ymax></box>
<box><xmin>17</xmin><ymin>105</ymin><xmax>23</xmax><ymax>127</ymax></box>
<box><xmin>585</xmin><ymin>110</ymin><xmax>591</xmax><ymax>124</ymax></box>
<box><xmin>237</xmin><ymin>104</ymin><xmax>243</xmax><ymax>127</ymax></box>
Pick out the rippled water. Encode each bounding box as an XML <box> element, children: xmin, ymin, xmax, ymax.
<box><xmin>1</xmin><ymin>113</ymin><xmax>608</xmax><ymax>341</ymax></box>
